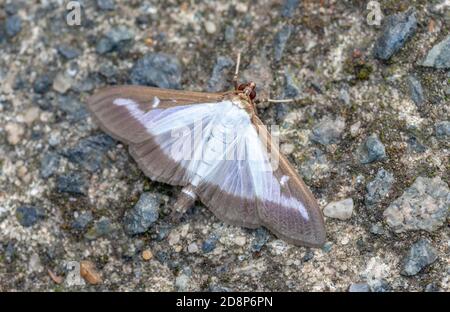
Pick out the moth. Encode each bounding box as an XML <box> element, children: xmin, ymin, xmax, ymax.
<box><xmin>87</xmin><ymin>56</ymin><xmax>326</xmax><ymax>247</ymax></box>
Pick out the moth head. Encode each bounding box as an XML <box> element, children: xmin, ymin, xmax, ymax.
<box><xmin>237</xmin><ymin>82</ymin><xmax>257</xmax><ymax>100</ymax></box>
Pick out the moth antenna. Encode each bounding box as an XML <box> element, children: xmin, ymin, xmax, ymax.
<box><xmin>264</xmin><ymin>98</ymin><xmax>296</xmax><ymax>103</ymax></box>
<box><xmin>233</xmin><ymin>52</ymin><xmax>241</xmax><ymax>90</ymax></box>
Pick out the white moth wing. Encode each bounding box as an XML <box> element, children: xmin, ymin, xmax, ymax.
<box><xmin>195</xmin><ymin>104</ymin><xmax>261</xmax><ymax>228</ymax></box>
<box><xmin>196</xmin><ymin>108</ymin><xmax>326</xmax><ymax>247</ymax></box>
<box><xmin>87</xmin><ymin>85</ymin><xmax>226</xmax><ymax>185</ymax></box>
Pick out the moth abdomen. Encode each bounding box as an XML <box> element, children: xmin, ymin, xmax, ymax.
<box><xmin>172</xmin><ymin>185</ymin><xmax>197</xmax><ymax>221</ymax></box>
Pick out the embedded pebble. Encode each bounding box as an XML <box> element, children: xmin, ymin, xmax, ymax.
<box><xmin>401</xmin><ymin>239</ymin><xmax>438</xmax><ymax>276</ymax></box>
<box><xmin>204</xmin><ymin>21</ymin><xmax>217</xmax><ymax>34</ymax></box>
<box><xmin>273</xmin><ymin>25</ymin><xmax>293</xmax><ymax>62</ymax></box>
<box><xmin>15</xmin><ymin>206</ymin><xmax>46</xmax><ymax>227</ymax></box>
<box><xmin>57</xmin><ymin>44</ymin><xmax>80</xmax><ymax>60</ymax></box>
<box><xmin>365</xmin><ymin>168</ymin><xmax>395</xmax><ymax>206</ymax></box>
<box><xmin>22</xmin><ymin>107</ymin><xmax>40</xmax><ymax>125</ymax></box>
<box><xmin>123</xmin><ymin>193</ymin><xmax>160</xmax><ymax>235</ymax></box>
<box><xmin>435</xmin><ymin>121</ymin><xmax>450</xmax><ymax>140</ymax></box>
<box><xmin>130</xmin><ymin>53</ymin><xmax>182</xmax><ymax>89</ymax></box>
<box><xmin>281</xmin><ymin>0</ymin><xmax>300</xmax><ymax>18</ymax></box>
<box><xmin>5</xmin><ymin>122</ymin><xmax>25</xmax><ymax>145</ymax></box>
<box><xmin>56</xmin><ymin>173</ymin><xmax>88</xmax><ymax>196</ymax></box>
<box><xmin>384</xmin><ymin>176</ymin><xmax>449</xmax><ymax>233</ymax></box>
<box><xmin>310</xmin><ymin>117</ymin><xmax>346</xmax><ymax>145</ymax></box>
<box><xmin>348</xmin><ymin>283</ymin><xmax>370</xmax><ymax>292</ymax></box>
<box><xmin>52</xmin><ymin>72</ymin><xmax>73</xmax><ymax>94</ymax></box>
<box><xmin>357</xmin><ymin>134</ymin><xmax>386</xmax><ymax>164</ymax></box>
<box><xmin>40</xmin><ymin>152</ymin><xmax>60</xmax><ymax>178</ymax></box>
<box><xmin>323</xmin><ymin>198</ymin><xmax>354</xmax><ymax>220</ymax></box>
<box><xmin>373</xmin><ymin>8</ymin><xmax>417</xmax><ymax>60</ymax></box>
<box><xmin>33</xmin><ymin>74</ymin><xmax>53</xmax><ymax>94</ymax></box>
<box><xmin>422</xmin><ymin>35</ymin><xmax>450</xmax><ymax>69</ymax></box>
<box><xmin>207</xmin><ymin>56</ymin><xmax>234</xmax><ymax>92</ymax></box>
<box><xmin>71</xmin><ymin>211</ymin><xmax>93</xmax><ymax>232</ymax></box>
<box><xmin>407</xmin><ymin>75</ymin><xmax>425</xmax><ymax>106</ymax></box>
<box><xmin>5</xmin><ymin>15</ymin><xmax>22</xmax><ymax>38</ymax></box>
<box><xmin>96</xmin><ymin>0</ymin><xmax>115</xmax><ymax>11</ymax></box>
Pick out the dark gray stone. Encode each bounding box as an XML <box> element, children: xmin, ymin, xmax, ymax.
<box><xmin>5</xmin><ymin>242</ymin><xmax>15</xmax><ymax>263</ymax></box>
<box><xmin>370</xmin><ymin>223</ymin><xmax>385</xmax><ymax>235</ymax></box>
<box><xmin>33</xmin><ymin>74</ymin><xmax>53</xmax><ymax>94</ymax></box>
<box><xmin>56</xmin><ymin>173</ymin><xmax>88</xmax><ymax>196</ymax></box>
<box><xmin>155</xmin><ymin>224</ymin><xmax>171</xmax><ymax>241</ymax></box>
<box><xmin>283</xmin><ymin>69</ymin><xmax>301</xmax><ymax>99</ymax></box>
<box><xmin>96</xmin><ymin>37</ymin><xmax>114</xmax><ymax>54</ymax></box>
<box><xmin>224</xmin><ymin>25</ymin><xmax>235</xmax><ymax>43</ymax></box>
<box><xmin>273</xmin><ymin>25</ymin><xmax>292</xmax><ymax>62</ymax></box>
<box><xmin>276</xmin><ymin>103</ymin><xmax>289</xmax><ymax>122</ymax></box>
<box><xmin>95</xmin><ymin>26</ymin><xmax>134</xmax><ymax>54</ymax></box>
<box><xmin>96</xmin><ymin>0</ymin><xmax>115</xmax><ymax>11</ymax></box>
<box><xmin>106</xmin><ymin>25</ymin><xmax>134</xmax><ymax>47</ymax></box>
<box><xmin>370</xmin><ymin>280</ymin><xmax>391</xmax><ymax>292</ymax></box>
<box><xmin>0</xmin><ymin>28</ymin><xmax>5</xmax><ymax>45</ymax></box>
<box><xmin>302</xmin><ymin>250</ymin><xmax>314</xmax><ymax>262</ymax></box>
<box><xmin>40</xmin><ymin>152</ymin><xmax>60</xmax><ymax>178</ymax></box>
<box><xmin>348</xmin><ymin>283</ymin><xmax>370</xmax><ymax>292</ymax></box>
<box><xmin>5</xmin><ymin>15</ymin><xmax>22</xmax><ymax>38</ymax></box>
<box><xmin>130</xmin><ymin>53</ymin><xmax>182</xmax><ymax>89</ymax></box>
<box><xmin>373</xmin><ymin>8</ymin><xmax>417</xmax><ymax>60</ymax></box>
<box><xmin>435</xmin><ymin>121</ymin><xmax>450</xmax><ymax>139</ymax></box>
<box><xmin>251</xmin><ymin>228</ymin><xmax>269</xmax><ymax>252</ymax></box>
<box><xmin>299</xmin><ymin>148</ymin><xmax>330</xmax><ymax>181</ymax></box>
<box><xmin>339</xmin><ymin>88</ymin><xmax>351</xmax><ymax>105</ymax></box>
<box><xmin>85</xmin><ymin>217</ymin><xmax>114</xmax><ymax>240</ymax></box>
<box><xmin>407</xmin><ymin>136</ymin><xmax>427</xmax><ymax>153</ymax></box>
<box><xmin>71</xmin><ymin>211</ymin><xmax>93</xmax><ymax>231</ymax></box>
<box><xmin>365</xmin><ymin>168</ymin><xmax>394</xmax><ymax>206</ymax></box>
<box><xmin>98</xmin><ymin>63</ymin><xmax>118</xmax><ymax>79</ymax></box>
<box><xmin>209</xmin><ymin>285</ymin><xmax>232</xmax><ymax>292</ymax></box>
<box><xmin>5</xmin><ymin>3</ymin><xmax>19</xmax><ymax>15</ymax></box>
<box><xmin>73</xmin><ymin>76</ymin><xmax>96</xmax><ymax>93</ymax></box>
<box><xmin>123</xmin><ymin>193</ymin><xmax>160</xmax><ymax>235</ymax></box>
<box><xmin>202</xmin><ymin>234</ymin><xmax>218</xmax><ymax>253</ymax></box>
<box><xmin>407</xmin><ymin>76</ymin><xmax>425</xmax><ymax>106</ymax></box>
<box><xmin>422</xmin><ymin>35</ymin><xmax>450</xmax><ymax>69</ymax></box>
<box><xmin>207</xmin><ymin>56</ymin><xmax>234</xmax><ymax>92</ymax></box>
<box><xmin>57</xmin><ymin>95</ymin><xmax>88</xmax><ymax>122</ymax></box>
<box><xmin>401</xmin><ymin>239</ymin><xmax>438</xmax><ymax>276</ymax></box>
<box><xmin>310</xmin><ymin>117</ymin><xmax>346</xmax><ymax>145</ymax></box>
<box><xmin>322</xmin><ymin>242</ymin><xmax>333</xmax><ymax>253</ymax></box>
<box><xmin>57</xmin><ymin>44</ymin><xmax>81</xmax><ymax>60</ymax></box>
<box><xmin>62</xmin><ymin>134</ymin><xmax>115</xmax><ymax>172</ymax></box>
<box><xmin>357</xmin><ymin>134</ymin><xmax>386</xmax><ymax>164</ymax></box>
<box><xmin>15</xmin><ymin>206</ymin><xmax>45</xmax><ymax>227</ymax></box>
<box><xmin>424</xmin><ymin>283</ymin><xmax>440</xmax><ymax>292</ymax></box>
<box><xmin>281</xmin><ymin>0</ymin><xmax>300</xmax><ymax>18</ymax></box>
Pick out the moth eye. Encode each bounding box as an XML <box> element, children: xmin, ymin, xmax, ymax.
<box><xmin>249</xmin><ymin>90</ymin><xmax>256</xmax><ymax>100</ymax></box>
<box><xmin>237</xmin><ymin>83</ymin><xmax>247</xmax><ymax>91</ymax></box>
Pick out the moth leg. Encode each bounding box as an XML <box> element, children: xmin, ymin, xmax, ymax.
<box><xmin>232</xmin><ymin>52</ymin><xmax>241</xmax><ymax>90</ymax></box>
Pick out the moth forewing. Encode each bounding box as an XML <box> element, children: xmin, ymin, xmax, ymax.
<box><xmin>252</xmin><ymin>116</ymin><xmax>326</xmax><ymax>247</ymax></box>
